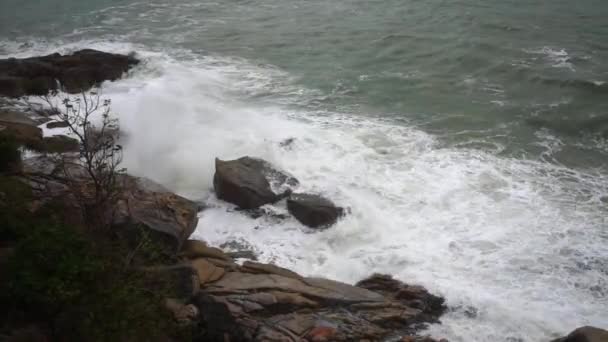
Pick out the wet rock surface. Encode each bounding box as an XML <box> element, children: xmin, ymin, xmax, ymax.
<box><xmin>287</xmin><ymin>193</ymin><xmax>344</xmax><ymax>228</ymax></box>
<box><xmin>175</xmin><ymin>239</ymin><xmax>447</xmax><ymax>341</ymax></box>
<box><xmin>214</xmin><ymin>156</ymin><xmax>299</xmax><ymax>209</ymax></box>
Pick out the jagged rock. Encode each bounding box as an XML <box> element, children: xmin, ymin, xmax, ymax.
<box><xmin>357</xmin><ymin>273</ymin><xmax>446</xmax><ymax>322</ymax></box>
<box><xmin>22</xmin><ymin>161</ymin><xmax>199</xmax><ymax>254</ymax></box>
<box><xmin>552</xmin><ymin>326</ymin><xmax>608</xmax><ymax>342</ymax></box>
<box><xmin>46</xmin><ymin>121</ymin><xmax>69</xmax><ymax>129</ymax></box>
<box><xmin>214</xmin><ymin>156</ymin><xmax>299</xmax><ymax>209</ymax></box>
<box><xmin>194</xmin><ymin>267</ymin><xmax>446</xmax><ymax>341</ymax></box>
<box><xmin>287</xmin><ymin>193</ymin><xmax>344</xmax><ymax>228</ymax></box>
<box><xmin>113</xmin><ymin>176</ymin><xmax>199</xmax><ymax>253</ymax></box>
<box><xmin>241</xmin><ymin>260</ymin><xmax>303</xmax><ymax>280</ymax></box>
<box><xmin>0</xmin><ymin>49</ymin><xmax>139</xmax><ymax>97</ymax></box>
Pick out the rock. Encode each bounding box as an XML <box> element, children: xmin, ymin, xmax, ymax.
<box><xmin>214</xmin><ymin>156</ymin><xmax>298</xmax><ymax>209</ymax></box>
<box><xmin>143</xmin><ymin>263</ymin><xmax>200</xmax><ymax>301</ymax></box>
<box><xmin>307</xmin><ymin>326</ymin><xmax>337</xmax><ymax>342</ymax></box>
<box><xmin>164</xmin><ymin>298</ymin><xmax>199</xmax><ymax>326</ymax></box>
<box><xmin>0</xmin><ymin>109</ymin><xmax>42</xmax><ymax>145</ymax></box>
<box><xmin>22</xmin><ymin>164</ymin><xmax>199</xmax><ymax>254</ymax></box>
<box><xmin>287</xmin><ymin>193</ymin><xmax>344</xmax><ymax>228</ymax></box>
<box><xmin>46</xmin><ymin>121</ymin><xmax>69</xmax><ymax>129</ymax></box>
<box><xmin>39</xmin><ymin>135</ymin><xmax>79</xmax><ymax>153</ymax></box>
<box><xmin>191</xmin><ymin>258</ymin><xmax>225</xmax><ymax>285</ymax></box>
<box><xmin>0</xmin><ymin>49</ymin><xmax>139</xmax><ymax>97</ymax></box>
<box><xmin>195</xmin><ymin>267</ymin><xmax>446</xmax><ymax>341</ymax></box>
<box><xmin>241</xmin><ymin>260</ymin><xmax>303</xmax><ymax>280</ymax></box>
<box><xmin>356</xmin><ymin>274</ymin><xmax>446</xmax><ymax>322</ymax></box>
<box><xmin>113</xmin><ymin>176</ymin><xmax>199</xmax><ymax>253</ymax></box>
<box><xmin>180</xmin><ymin>240</ymin><xmax>231</xmax><ymax>261</ymax></box>
<box><xmin>552</xmin><ymin>326</ymin><xmax>608</xmax><ymax>342</ymax></box>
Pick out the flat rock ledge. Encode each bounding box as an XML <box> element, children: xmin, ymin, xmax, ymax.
<box><xmin>0</xmin><ymin>49</ymin><xmax>139</xmax><ymax>97</ymax></box>
<box><xmin>178</xmin><ymin>240</ymin><xmax>447</xmax><ymax>342</ymax></box>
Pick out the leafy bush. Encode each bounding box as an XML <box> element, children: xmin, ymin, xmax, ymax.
<box><xmin>0</xmin><ymin>177</ymin><xmax>179</xmax><ymax>342</ymax></box>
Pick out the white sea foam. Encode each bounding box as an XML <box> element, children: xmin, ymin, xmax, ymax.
<box><xmin>525</xmin><ymin>47</ymin><xmax>576</xmax><ymax>71</ymax></box>
<box><xmin>2</xmin><ymin>40</ymin><xmax>607</xmax><ymax>341</ymax></box>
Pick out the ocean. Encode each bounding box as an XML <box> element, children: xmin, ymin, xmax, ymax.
<box><xmin>1</xmin><ymin>0</ymin><xmax>607</xmax><ymax>340</ymax></box>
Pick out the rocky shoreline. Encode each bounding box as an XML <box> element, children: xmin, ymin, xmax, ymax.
<box><xmin>0</xmin><ymin>49</ymin><xmax>606</xmax><ymax>342</ymax></box>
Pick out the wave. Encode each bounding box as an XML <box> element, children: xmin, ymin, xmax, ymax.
<box><xmin>3</xmin><ymin>38</ymin><xmax>608</xmax><ymax>342</ymax></box>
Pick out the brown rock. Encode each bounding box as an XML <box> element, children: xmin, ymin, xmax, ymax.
<box><xmin>552</xmin><ymin>326</ymin><xmax>608</xmax><ymax>342</ymax></box>
<box><xmin>180</xmin><ymin>240</ymin><xmax>231</xmax><ymax>261</ymax></box>
<box><xmin>113</xmin><ymin>176</ymin><xmax>199</xmax><ymax>253</ymax></box>
<box><xmin>241</xmin><ymin>260</ymin><xmax>303</xmax><ymax>280</ymax></box>
<box><xmin>307</xmin><ymin>326</ymin><xmax>337</xmax><ymax>342</ymax></box>
<box><xmin>191</xmin><ymin>258</ymin><xmax>225</xmax><ymax>285</ymax></box>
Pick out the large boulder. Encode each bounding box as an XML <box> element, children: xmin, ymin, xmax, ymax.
<box><xmin>20</xmin><ymin>157</ymin><xmax>199</xmax><ymax>253</ymax></box>
<box><xmin>113</xmin><ymin>176</ymin><xmax>200</xmax><ymax>253</ymax></box>
<box><xmin>552</xmin><ymin>326</ymin><xmax>608</xmax><ymax>342</ymax></box>
<box><xmin>213</xmin><ymin>157</ymin><xmax>299</xmax><ymax>209</ymax></box>
<box><xmin>287</xmin><ymin>193</ymin><xmax>344</xmax><ymax>228</ymax></box>
<box><xmin>0</xmin><ymin>49</ymin><xmax>139</xmax><ymax>97</ymax></box>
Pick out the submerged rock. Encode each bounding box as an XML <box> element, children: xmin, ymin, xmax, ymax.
<box><xmin>46</xmin><ymin>121</ymin><xmax>69</xmax><ymax>129</ymax></box>
<box><xmin>287</xmin><ymin>193</ymin><xmax>344</xmax><ymax>228</ymax></box>
<box><xmin>213</xmin><ymin>156</ymin><xmax>298</xmax><ymax>209</ymax></box>
<box><xmin>552</xmin><ymin>326</ymin><xmax>608</xmax><ymax>342</ymax></box>
<box><xmin>0</xmin><ymin>49</ymin><xmax>139</xmax><ymax>97</ymax></box>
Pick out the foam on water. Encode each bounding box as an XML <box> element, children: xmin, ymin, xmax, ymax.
<box><xmin>3</xmin><ymin>40</ymin><xmax>608</xmax><ymax>341</ymax></box>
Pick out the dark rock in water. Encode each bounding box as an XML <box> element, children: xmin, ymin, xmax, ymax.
<box><xmin>46</xmin><ymin>121</ymin><xmax>69</xmax><ymax>129</ymax></box>
<box><xmin>357</xmin><ymin>273</ymin><xmax>447</xmax><ymax>323</ymax></box>
<box><xmin>287</xmin><ymin>193</ymin><xmax>344</xmax><ymax>228</ymax></box>
<box><xmin>0</xmin><ymin>49</ymin><xmax>139</xmax><ymax>97</ymax></box>
<box><xmin>279</xmin><ymin>137</ymin><xmax>295</xmax><ymax>149</ymax></box>
<box><xmin>551</xmin><ymin>326</ymin><xmax>608</xmax><ymax>342</ymax></box>
<box><xmin>214</xmin><ymin>156</ymin><xmax>298</xmax><ymax>209</ymax></box>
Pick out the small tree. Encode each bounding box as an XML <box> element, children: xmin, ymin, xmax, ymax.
<box><xmin>41</xmin><ymin>90</ymin><xmax>125</xmax><ymax>229</ymax></box>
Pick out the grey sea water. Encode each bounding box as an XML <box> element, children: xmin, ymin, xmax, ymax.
<box><xmin>1</xmin><ymin>1</ymin><xmax>607</xmax><ymax>341</ymax></box>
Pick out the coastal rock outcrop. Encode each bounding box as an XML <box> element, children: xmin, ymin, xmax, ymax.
<box><xmin>552</xmin><ymin>326</ymin><xmax>608</xmax><ymax>342</ymax></box>
<box><xmin>287</xmin><ymin>193</ymin><xmax>344</xmax><ymax>228</ymax></box>
<box><xmin>21</xmin><ymin>157</ymin><xmax>199</xmax><ymax>252</ymax></box>
<box><xmin>214</xmin><ymin>156</ymin><xmax>299</xmax><ymax>209</ymax></box>
<box><xmin>176</xmin><ymin>240</ymin><xmax>447</xmax><ymax>341</ymax></box>
<box><xmin>113</xmin><ymin>176</ymin><xmax>200</xmax><ymax>252</ymax></box>
<box><xmin>0</xmin><ymin>49</ymin><xmax>139</xmax><ymax>97</ymax></box>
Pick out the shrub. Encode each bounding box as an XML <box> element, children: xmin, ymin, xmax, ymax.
<box><xmin>0</xmin><ymin>134</ymin><xmax>21</xmax><ymax>173</ymax></box>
